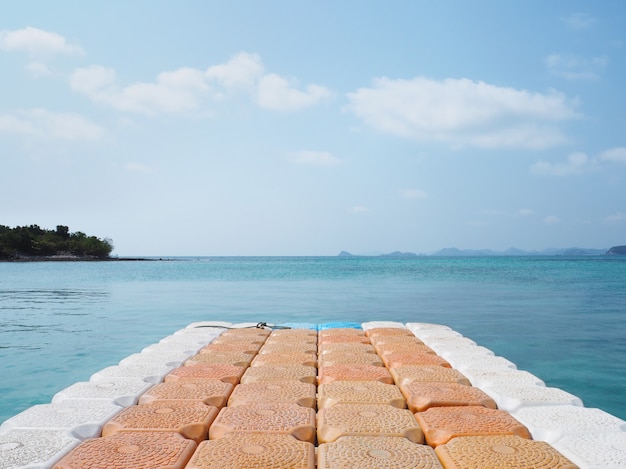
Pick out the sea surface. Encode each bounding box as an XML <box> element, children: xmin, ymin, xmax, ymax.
<box><xmin>1</xmin><ymin>256</ymin><xmax>625</xmax><ymax>424</ymax></box>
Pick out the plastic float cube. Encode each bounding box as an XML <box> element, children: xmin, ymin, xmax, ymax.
<box><xmin>184</xmin><ymin>351</ymin><xmax>254</xmax><ymax>367</ymax></box>
<box><xmin>434</xmin><ymin>344</ymin><xmax>495</xmax><ymax>361</ymax></box>
<box><xmin>269</xmin><ymin>329</ymin><xmax>318</xmax><ymax>339</ymax></box>
<box><xmin>317</xmin><ymin>403</ymin><xmax>424</xmax><ymax>444</ymax></box>
<box><xmin>361</xmin><ymin>321</ymin><xmax>407</xmax><ymax>330</ymax></box>
<box><xmin>0</xmin><ymin>400</ymin><xmax>122</xmax><ymax>440</ymax></box>
<box><xmin>186</xmin><ymin>433</ymin><xmax>314</xmax><ymax>469</ymax></box>
<box><xmin>90</xmin><ymin>363</ymin><xmax>175</xmax><ymax>384</ymax></box>
<box><xmin>227</xmin><ymin>381</ymin><xmax>317</xmax><ymax>408</ymax></box>
<box><xmin>480</xmin><ymin>383</ymin><xmax>584</xmax><ymax>413</ymax></box>
<box><xmin>318</xmin><ymin>435</ymin><xmax>443</xmax><ymax>469</ymax></box>
<box><xmin>257</xmin><ymin>342</ymin><xmax>317</xmax><ymax>354</ymax></box>
<box><xmin>53</xmin><ymin>431</ymin><xmax>196</xmax><ymax>469</ymax></box>
<box><xmin>211</xmin><ymin>335</ymin><xmax>266</xmax><ymax>345</ymax></box>
<box><xmin>219</xmin><ymin>328</ymin><xmax>271</xmax><ymax>338</ymax></box>
<box><xmin>250</xmin><ymin>352</ymin><xmax>317</xmax><ymax>367</ymax></box>
<box><xmin>318</xmin><ymin>328</ymin><xmax>365</xmax><ymax>337</ymax></box>
<box><xmin>318</xmin><ymin>343</ymin><xmax>377</xmax><ymax>355</ymax></box>
<box><xmin>382</xmin><ymin>352</ymin><xmax>451</xmax><ymax>369</ymax></box>
<box><xmin>240</xmin><ymin>364</ymin><xmax>317</xmax><ymax>384</ymax></box>
<box><xmin>512</xmin><ymin>405</ymin><xmax>626</xmax><ymax>444</ymax></box>
<box><xmin>208</xmin><ymin>402</ymin><xmax>316</xmax><ymax>442</ymax></box>
<box><xmin>369</xmin><ymin>335</ymin><xmax>425</xmax><ymax>347</ymax></box>
<box><xmin>0</xmin><ymin>428</ymin><xmax>80</xmax><ymax>469</ymax></box>
<box><xmin>119</xmin><ymin>350</ymin><xmax>193</xmax><ymax>368</ymax></box>
<box><xmin>401</xmin><ymin>381</ymin><xmax>497</xmax><ymax>412</ymax></box>
<box><xmin>391</xmin><ymin>365</ymin><xmax>471</xmax><ymax>387</ymax></box>
<box><xmin>318</xmin><ymin>364</ymin><xmax>394</xmax><ymax>385</ymax></box>
<box><xmin>164</xmin><ymin>364</ymin><xmax>246</xmax><ymax>385</ymax></box>
<box><xmin>318</xmin><ymin>335</ymin><xmax>371</xmax><ymax>345</ymax></box>
<box><xmin>52</xmin><ymin>378</ymin><xmax>154</xmax><ymax>407</ymax></box>
<box><xmin>137</xmin><ymin>379</ymin><xmax>234</xmax><ymax>408</ymax></box>
<box><xmin>318</xmin><ymin>351</ymin><xmax>384</xmax><ymax>367</ymax></box>
<box><xmin>265</xmin><ymin>335</ymin><xmax>318</xmax><ymax>346</ymax></box>
<box><xmin>376</xmin><ymin>343</ymin><xmax>436</xmax><ymax>356</ymax></box>
<box><xmin>410</xmin><ymin>329</ymin><xmax>463</xmax><ymax>340</ymax></box>
<box><xmin>434</xmin><ymin>434</ymin><xmax>578</xmax><ymax>469</ymax></box>
<box><xmin>414</xmin><ymin>405</ymin><xmax>531</xmax><ymax>447</ymax></box>
<box><xmin>365</xmin><ymin>327</ymin><xmax>414</xmax><ymax>338</ymax></box>
<box><xmin>446</xmin><ymin>355</ymin><xmax>517</xmax><ymax>373</ymax></box>
<box><xmin>199</xmin><ymin>342</ymin><xmax>263</xmax><ymax>353</ymax></box>
<box><xmin>317</xmin><ymin>380</ymin><xmax>406</xmax><ymax>409</ymax></box>
<box><xmin>405</xmin><ymin>322</ymin><xmax>453</xmax><ymax>332</ymax></box>
<box><xmin>552</xmin><ymin>431</ymin><xmax>626</xmax><ymax>469</ymax></box>
<box><xmin>102</xmin><ymin>400</ymin><xmax>218</xmax><ymax>444</ymax></box>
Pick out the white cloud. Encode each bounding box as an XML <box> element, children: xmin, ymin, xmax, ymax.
<box><xmin>346</xmin><ymin>77</ymin><xmax>579</xmax><ymax>149</ymax></box>
<box><xmin>561</xmin><ymin>13</ymin><xmax>597</xmax><ymax>31</ymax></box>
<box><xmin>606</xmin><ymin>212</ymin><xmax>626</xmax><ymax>222</ymax></box>
<box><xmin>400</xmin><ymin>189</ymin><xmax>428</xmax><ymax>199</ymax></box>
<box><xmin>544</xmin><ymin>54</ymin><xmax>608</xmax><ymax>80</ymax></box>
<box><xmin>598</xmin><ymin>147</ymin><xmax>626</xmax><ymax>163</ymax></box>
<box><xmin>124</xmin><ymin>163</ymin><xmax>153</xmax><ymax>173</ymax></box>
<box><xmin>0</xmin><ymin>109</ymin><xmax>104</xmax><ymax>140</ymax></box>
<box><xmin>544</xmin><ymin>215</ymin><xmax>561</xmax><ymax>225</ymax></box>
<box><xmin>518</xmin><ymin>209</ymin><xmax>535</xmax><ymax>216</ymax></box>
<box><xmin>349</xmin><ymin>205</ymin><xmax>370</xmax><ymax>213</ymax></box>
<box><xmin>531</xmin><ymin>152</ymin><xmax>590</xmax><ymax>176</ymax></box>
<box><xmin>70</xmin><ymin>52</ymin><xmax>331</xmax><ymax>115</ymax></box>
<box><xmin>0</xmin><ymin>27</ymin><xmax>84</xmax><ymax>57</ymax></box>
<box><xmin>289</xmin><ymin>150</ymin><xmax>340</xmax><ymax>166</ymax></box>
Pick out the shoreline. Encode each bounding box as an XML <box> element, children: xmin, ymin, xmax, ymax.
<box><xmin>1</xmin><ymin>255</ymin><xmax>154</xmax><ymax>262</ymax></box>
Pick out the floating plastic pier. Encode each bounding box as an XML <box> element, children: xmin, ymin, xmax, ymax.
<box><xmin>2</xmin><ymin>321</ymin><xmax>626</xmax><ymax>468</ymax></box>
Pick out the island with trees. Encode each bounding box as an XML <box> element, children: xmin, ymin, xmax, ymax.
<box><xmin>0</xmin><ymin>225</ymin><xmax>114</xmax><ymax>261</ymax></box>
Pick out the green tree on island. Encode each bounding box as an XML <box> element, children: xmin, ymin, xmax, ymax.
<box><xmin>0</xmin><ymin>225</ymin><xmax>113</xmax><ymax>260</ymax></box>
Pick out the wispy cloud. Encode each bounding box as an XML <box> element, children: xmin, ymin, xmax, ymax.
<box><xmin>560</xmin><ymin>13</ymin><xmax>597</xmax><ymax>31</ymax></box>
<box><xmin>531</xmin><ymin>147</ymin><xmax>626</xmax><ymax>176</ymax></box>
<box><xmin>544</xmin><ymin>54</ymin><xmax>608</xmax><ymax>80</ymax></box>
<box><xmin>69</xmin><ymin>52</ymin><xmax>332</xmax><ymax>116</ymax></box>
<box><xmin>598</xmin><ymin>147</ymin><xmax>626</xmax><ymax>163</ymax></box>
<box><xmin>518</xmin><ymin>208</ymin><xmax>535</xmax><ymax>216</ymax></box>
<box><xmin>0</xmin><ymin>27</ymin><xmax>84</xmax><ymax>57</ymax></box>
<box><xmin>0</xmin><ymin>109</ymin><xmax>104</xmax><ymax>140</ymax></box>
<box><xmin>544</xmin><ymin>215</ymin><xmax>561</xmax><ymax>225</ymax></box>
<box><xmin>289</xmin><ymin>150</ymin><xmax>340</xmax><ymax>166</ymax></box>
<box><xmin>349</xmin><ymin>205</ymin><xmax>370</xmax><ymax>213</ymax></box>
<box><xmin>346</xmin><ymin>77</ymin><xmax>579</xmax><ymax>149</ymax></box>
<box><xmin>124</xmin><ymin>163</ymin><xmax>153</xmax><ymax>173</ymax></box>
<box><xmin>606</xmin><ymin>212</ymin><xmax>626</xmax><ymax>222</ymax></box>
<box><xmin>399</xmin><ymin>189</ymin><xmax>428</xmax><ymax>199</ymax></box>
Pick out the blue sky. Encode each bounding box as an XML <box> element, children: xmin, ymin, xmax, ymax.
<box><xmin>1</xmin><ymin>1</ymin><xmax>625</xmax><ymax>255</ymax></box>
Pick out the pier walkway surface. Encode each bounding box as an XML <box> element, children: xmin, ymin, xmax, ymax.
<box><xmin>1</xmin><ymin>321</ymin><xmax>626</xmax><ymax>468</ymax></box>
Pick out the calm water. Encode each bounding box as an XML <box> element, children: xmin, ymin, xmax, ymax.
<box><xmin>1</xmin><ymin>256</ymin><xmax>625</xmax><ymax>423</ymax></box>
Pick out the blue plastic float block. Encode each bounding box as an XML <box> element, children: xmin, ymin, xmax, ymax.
<box><xmin>318</xmin><ymin>322</ymin><xmax>362</xmax><ymax>331</ymax></box>
<box><xmin>276</xmin><ymin>323</ymin><xmax>318</xmax><ymax>330</ymax></box>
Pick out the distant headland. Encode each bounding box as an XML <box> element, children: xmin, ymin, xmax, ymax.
<box><xmin>339</xmin><ymin>246</ymin><xmax>626</xmax><ymax>257</ymax></box>
<box><xmin>0</xmin><ymin>224</ymin><xmax>116</xmax><ymax>261</ymax></box>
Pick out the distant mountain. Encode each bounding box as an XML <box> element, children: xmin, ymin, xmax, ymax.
<box><xmin>606</xmin><ymin>245</ymin><xmax>626</xmax><ymax>255</ymax></box>
<box><xmin>379</xmin><ymin>251</ymin><xmax>420</xmax><ymax>258</ymax></box>
<box><xmin>339</xmin><ymin>247</ymin><xmax>610</xmax><ymax>257</ymax></box>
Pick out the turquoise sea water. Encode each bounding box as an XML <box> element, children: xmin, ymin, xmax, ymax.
<box><xmin>1</xmin><ymin>256</ymin><xmax>625</xmax><ymax>424</ymax></box>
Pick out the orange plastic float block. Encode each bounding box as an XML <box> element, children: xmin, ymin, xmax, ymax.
<box><xmin>415</xmin><ymin>406</ymin><xmax>531</xmax><ymax>447</ymax></box>
<box><xmin>219</xmin><ymin>328</ymin><xmax>271</xmax><ymax>338</ymax></box>
<box><xmin>102</xmin><ymin>401</ymin><xmax>219</xmax><ymax>444</ymax></box>
<box><xmin>250</xmin><ymin>352</ymin><xmax>317</xmax><ymax>367</ymax></box>
<box><xmin>318</xmin><ymin>328</ymin><xmax>365</xmax><ymax>337</ymax></box>
<box><xmin>269</xmin><ymin>329</ymin><xmax>318</xmax><ymax>340</ymax></box>
<box><xmin>318</xmin><ymin>343</ymin><xmax>377</xmax><ymax>355</ymax></box>
<box><xmin>382</xmin><ymin>352</ymin><xmax>451</xmax><ymax>369</ymax></box>
<box><xmin>257</xmin><ymin>342</ymin><xmax>317</xmax><ymax>354</ymax></box>
<box><xmin>370</xmin><ymin>335</ymin><xmax>425</xmax><ymax>347</ymax></box>
<box><xmin>138</xmin><ymin>379</ymin><xmax>234</xmax><ymax>408</ymax></box>
<box><xmin>434</xmin><ymin>435</ymin><xmax>579</xmax><ymax>469</ymax></box>
<box><xmin>317</xmin><ymin>380</ymin><xmax>406</xmax><ymax>409</ymax></box>
<box><xmin>391</xmin><ymin>366</ymin><xmax>471</xmax><ymax>387</ymax></box>
<box><xmin>227</xmin><ymin>381</ymin><xmax>317</xmax><ymax>408</ymax></box>
<box><xmin>401</xmin><ymin>382</ymin><xmax>497</xmax><ymax>412</ymax></box>
<box><xmin>264</xmin><ymin>335</ymin><xmax>318</xmax><ymax>346</ymax></box>
<box><xmin>53</xmin><ymin>431</ymin><xmax>196</xmax><ymax>469</ymax></box>
<box><xmin>164</xmin><ymin>364</ymin><xmax>246</xmax><ymax>385</ymax></box>
<box><xmin>317</xmin><ymin>403</ymin><xmax>424</xmax><ymax>444</ymax></box>
<box><xmin>184</xmin><ymin>351</ymin><xmax>254</xmax><ymax>367</ymax></box>
<box><xmin>186</xmin><ymin>433</ymin><xmax>314</xmax><ymax>469</ymax></box>
<box><xmin>208</xmin><ymin>402</ymin><xmax>316</xmax><ymax>442</ymax></box>
<box><xmin>240</xmin><ymin>364</ymin><xmax>317</xmax><ymax>384</ymax></box>
<box><xmin>365</xmin><ymin>327</ymin><xmax>415</xmax><ymax>338</ymax></box>
<box><xmin>318</xmin><ymin>351</ymin><xmax>384</xmax><ymax>367</ymax></box>
<box><xmin>318</xmin><ymin>364</ymin><xmax>394</xmax><ymax>385</ymax></box>
<box><xmin>211</xmin><ymin>335</ymin><xmax>266</xmax><ymax>345</ymax></box>
<box><xmin>318</xmin><ymin>435</ymin><xmax>444</xmax><ymax>469</ymax></box>
<box><xmin>199</xmin><ymin>342</ymin><xmax>262</xmax><ymax>354</ymax></box>
<box><xmin>376</xmin><ymin>343</ymin><xmax>436</xmax><ymax>356</ymax></box>
<box><xmin>318</xmin><ymin>335</ymin><xmax>371</xmax><ymax>345</ymax></box>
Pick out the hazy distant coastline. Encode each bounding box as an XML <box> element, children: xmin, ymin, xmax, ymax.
<box><xmin>339</xmin><ymin>245</ymin><xmax>626</xmax><ymax>257</ymax></box>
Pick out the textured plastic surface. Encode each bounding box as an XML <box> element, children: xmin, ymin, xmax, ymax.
<box><xmin>318</xmin><ymin>364</ymin><xmax>394</xmax><ymax>384</ymax></box>
<box><xmin>370</xmin><ymin>335</ymin><xmax>424</xmax><ymax>347</ymax></box>
<box><xmin>391</xmin><ymin>365</ymin><xmax>471</xmax><ymax>387</ymax></box>
<box><xmin>318</xmin><ymin>335</ymin><xmax>371</xmax><ymax>345</ymax></box>
<box><xmin>317</xmin><ymin>380</ymin><xmax>406</xmax><ymax>409</ymax></box>
<box><xmin>240</xmin><ymin>364</ymin><xmax>317</xmax><ymax>384</ymax></box>
<box><xmin>90</xmin><ymin>363</ymin><xmax>174</xmax><ymax>384</ymax></box>
<box><xmin>317</xmin><ymin>403</ymin><xmax>424</xmax><ymax>443</ymax></box>
<box><xmin>137</xmin><ymin>379</ymin><xmax>234</xmax><ymax>408</ymax></box>
<box><xmin>164</xmin><ymin>364</ymin><xmax>245</xmax><ymax>384</ymax></box>
<box><xmin>318</xmin><ymin>328</ymin><xmax>365</xmax><ymax>337</ymax></box>
<box><xmin>227</xmin><ymin>381</ymin><xmax>317</xmax><ymax>408</ymax></box>
<box><xmin>102</xmin><ymin>401</ymin><xmax>219</xmax><ymax>444</ymax></box>
<box><xmin>382</xmin><ymin>352</ymin><xmax>451</xmax><ymax>368</ymax></box>
<box><xmin>318</xmin><ymin>351</ymin><xmax>383</xmax><ymax>367</ymax></box>
<box><xmin>376</xmin><ymin>343</ymin><xmax>436</xmax><ymax>355</ymax></box>
<box><xmin>186</xmin><ymin>433</ymin><xmax>315</xmax><ymax>469</ymax></box>
<box><xmin>361</xmin><ymin>321</ymin><xmax>407</xmax><ymax>329</ymax></box>
<box><xmin>415</xmin><ymin>405</ymin><xmax>531</xmax><ymax>447</ymax></box>
<box><xmin>464</xmin><ymin>369</ymin><xmax>545</xmax><ymax>388</ymax></box>
<box><xmin>435</xmin><ymin>435</ymin><xmax>578</xmax><ymax>469</ymax></box>
<box><xmin>481</xmin><ymin>383</ymin><xmax>584</xmax><ymax>412</ymax></box>
<box><xmin>553</xmin><ymin>431</ymin><xmax>626</xmax><ymax>469</ymax></box>
<box><xmin>250</xmin><ymin>352</ymin><xmax>317</xmax><ymax>367</ymax></box>
<box><xmin>184</xmin><ymin>351</ymin><xmax>254</xmax><ymax>367</ymax></box>
<box><xmin>209</xmin><ymin>402</ymin><xmax>316</xmax><ymax>442</ymax></box>
<box><xmin>52</xmin><ymin>379</ymin><xmax>154</xmax><ymax>407</ymax></box>
<box><xmin>365</xmin><ymin>327</ymin><xmax>414</xmax><ymax>338</ymax></box>
<box><xmin>199</xmin><ymin>342</ymin><xmax>262</xmax><ymax>353</ymax></box>
<box><xmin>258</xmin><ymin>342</ymin><xmax>317</xmax><ymax>354</ymax></box>
<box><xmin>318</xmin><ymin>343</ymin><xmax>377</xmax><ymax>355</ymax></box>
<box><xmin>401</xmin><ymin>381</ymin><xmax>497</xmax><ymax>412</ymax></box>
<box><xmin>318</xmin><ymin>435</ymin><xmax>443</xmax><ymax>469</ymax></box>
<box><xmin>53</xmin><ymin>431</ymin><xmax>196</xmax><ymax>469</ymax></box>
<box><xmin>0</xmin><ymin>429</ymin><xmax>80</xmax><ymax>469</ymax></box>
